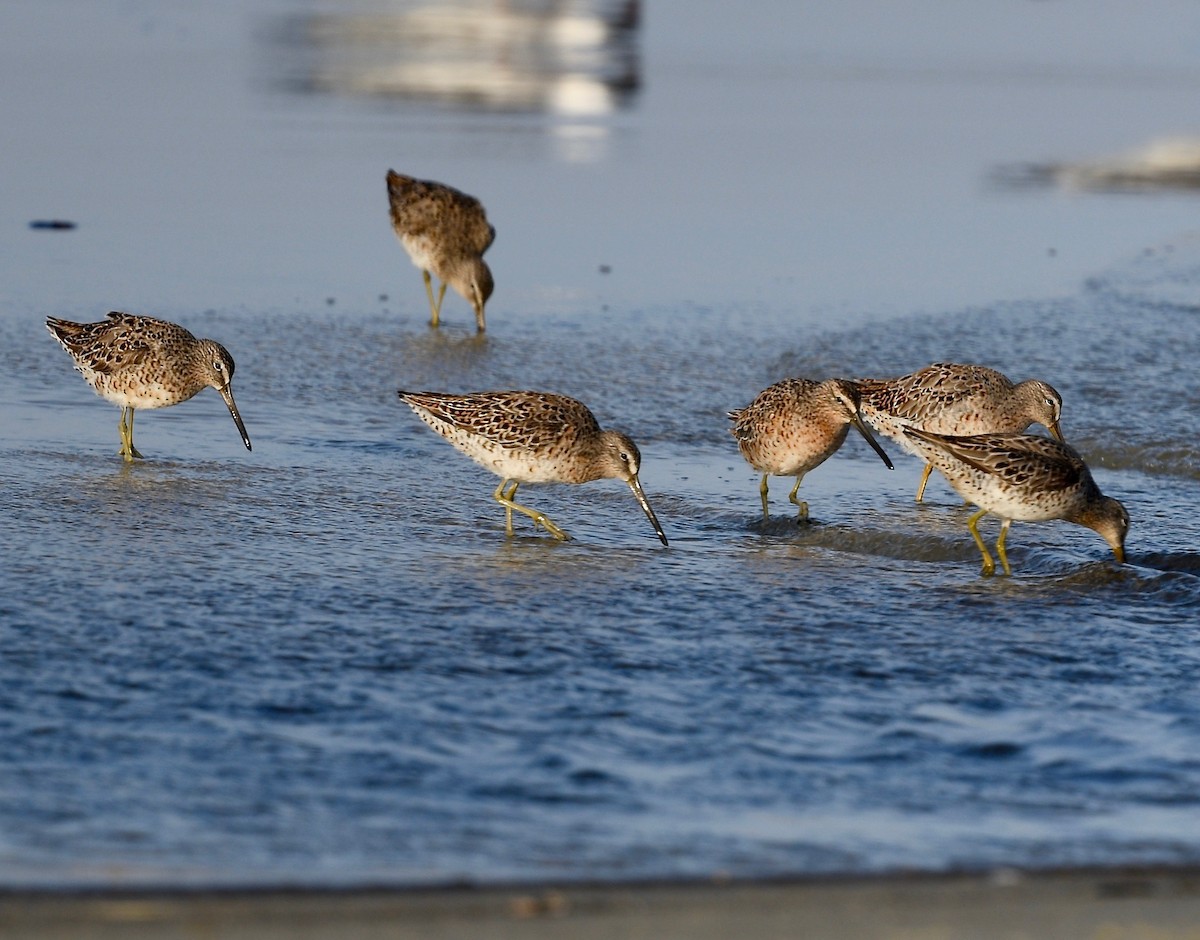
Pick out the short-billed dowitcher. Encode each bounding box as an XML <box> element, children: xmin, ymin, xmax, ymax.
<box><xmin>387</xmin><ymin>170</ymin><xmax>495</xmax><ymax>332</ymax></box>
<box><xmin>903</xmin><ymin>428</ymin><xmax>1129</xmax><ymax>576</ymax></box>
<box><xmin>728</xmin><ymin>378</ymin><xmax>894</xmax><ymax>522</ymax></box>
<box><xmin>857</xmin><ymin>362</ymin><xmax>1063</xmax><ymax>502</ymax></box>
<box><xmin>46</xmin><ymin>312</ymin><xmax>252</xmax><ymax>461</ymax></box>
<box><xmin>397</xmin><ymin>390</ymin><xmax>668</xmax><ymax>545</ymax></box>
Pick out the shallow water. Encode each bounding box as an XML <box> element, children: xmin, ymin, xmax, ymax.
<box><xmin>5</xmin><ymin>270</ymin><xmax>1200</xmax><ymax>887</ymax></box>
<box><xmin>2</xmin><ymin>0</ymin><xmax>1200</xmax><ymax>888</ymax></box>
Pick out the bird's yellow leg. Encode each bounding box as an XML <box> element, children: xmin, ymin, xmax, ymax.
<box><xmin>995</xmin><ymin>519</ymin><xmax>1013</xmax><ymax>576</ymax></box>
<box><xmin>493</xmin><ymin>479</ymin><xmax>570</xmax><ymax>541</ymax></box>
<box><xmin>436</xmin><ymin>281</ymin><xmax>448</xmax><ymax>317</ymax></box>
<box><xmin>967</xmin><ymin>507</ymin><xmax>995</xmax><ymax>576</ymax></box>
<box><xmin>758</xmin><ymin>475</ymin><xmax>770</xmax><ymax>521</ymax></box>
<box><xmin>128</xmin><ymin>408</ymin><xmax>144</xmax><ymax>459</ymax></box>
<box><xmin>127</xmin><ymin>408</ymin><xmax>144</xmax><ymax>459</ymax></box>
<box><xmin>496</xmin><ymin>480</ymin><xmax>518</xmax><ymax>535</ymax></box>
<box><xmin>118</xmin><ymin>407</ymin><xmax>144</xmax><ymax>461</ymax></box>
<box><xmin>915</xmin><ymin>463</ymin><xmax>934</xmax><ymax>503</ymax></box>
<box><xmin>787</xmin><ymin>474</ymin><xmax>809</xmax><ymax>522</ymax></box>
<box><xmin>422</xmin><ymin>270</ymin><xmax>440</xmax><ymax>327</ymax></box>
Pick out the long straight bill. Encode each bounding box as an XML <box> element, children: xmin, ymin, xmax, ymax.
<box><xmin>628</xmin><ymin>476</ymin><xmax>669</xmax><ymax>546</ymax></box>
<box><xmin>852</xmin><ymin>415</ymin><xmax>893</xmax><ymax>470</ymax></box>
<box><xmin>220</xmin><ymin>386</ymin><xmax>253</xmax><ymax>452</ymax></box>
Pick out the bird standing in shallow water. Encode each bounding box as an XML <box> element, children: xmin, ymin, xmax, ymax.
<box><xmin>856</xmin><ymin>362</ymin><xmax>1063</xmax><ymax>502</ymax></box>
<box><xmin>386</xmin><ymin>170</ymin><xmax>495</xmax><ymax>332</ymax></box>
<box><xmin>903</xmin><ymin>428</ymin><xmax>1129</xmax><ymax>576</ymax></box>
<box><xmin>728</xmin><ymin>378</ymin><xmax>894</xmax><ymax>522</ymax></box>
<box><xmin>398</xmin><ymin>390</ymin><xmax>669</xmax><ymax>545</ymax></box>
<box><xmin>46</xmin><ymin>312</ymin><xmax>252</xmax><ymax>461</ymax></box>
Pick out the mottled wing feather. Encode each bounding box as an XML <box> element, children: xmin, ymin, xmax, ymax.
<box><xmin>728</xmin><ymin>378</ymin><xmax>817</xmax><ymax>446</ymax></box>
<box><xmin>402</xmin><ymin>391</ymin><xmax>598</xmax><ymax>452</ymax></box>
<box><xmin>388</xmin><ymin>174</ymin><xmax>493</xmax><ymax>255</ymax></box>
<box><xmin>48</xmin><ymin>312</ymin><xmax>159</xmax><ymax>374</ymax></box>
<box><xmin>910</xmin><ymin>431</ymin><xmax>1083</xmax><ymax>492</ymax></box>
<box><xmin>91</xmin><ymin>312</ymin><xmax>164</xmax><ymax>373</ymax></box>
<box><xmin>858</xmin><ymin>363</ymin><xmax>1010</xmax><ymax>423</ymax></box>
<box><xmin>445</xmin><ymin>198</ymin><xmax>493</xmax><ymax>254</ymax></box>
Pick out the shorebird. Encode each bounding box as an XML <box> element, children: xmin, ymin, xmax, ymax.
<box><xmin>857</xmin><ymin>362</ymin><xmax>1063</xmax><ymax>501</ymax></box>
<box><xmin>728</xmin><ymin>378</ymin><xmax>893</xmax><ymax>522</ymax></box>
<box><xmin>903</xmin><ymin>428</ymin><xmax>1128</xmax><ymax>575</ymax></box>
<box><xmin>46</xmin><ymin>312</ymin><xmax>252</xmax><ymax>461</ymax></box>
<box><xmin>398</xmin><ymin>390</ymin><xmax>668</xmax><ymax>544</ymax></box>
<box><xmin>386</xmin><ymin>170</ymin><xmax>495</xmax><ymax>332</ymax></box>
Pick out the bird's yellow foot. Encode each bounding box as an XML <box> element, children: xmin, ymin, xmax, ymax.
<box><xmin>533</xmin><ymin>514</ymin><xmax>570</xmax><ymax>541</ymax></box>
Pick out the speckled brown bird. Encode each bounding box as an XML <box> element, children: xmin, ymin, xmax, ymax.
<box><xmin>856</xmin><ymin>362</ymin><xmax>1063</xmax><ymax>502</ymax></box>
<box><xmin>728</xmin><ymin>378</ymin><xmax>893</xmax><ymax>522</ymax></box>
<box><xmin>387</xmin><ymin>170</ymin><xmax>495</xmax><ymax>332</ymax></box>
<box><xmin>398</xmin><ymin>390</ymin><xmax>668</xmax><ymax>545</ymax></box>
<box><xmin>903</xmin><ymin>428</ymin><xmax>1129</xmax><ymax>576</ymax></box>
<box><xmin>46</xmin><ymin>312</ymin><xmax>252</xmax><ymax>461</ymax></box>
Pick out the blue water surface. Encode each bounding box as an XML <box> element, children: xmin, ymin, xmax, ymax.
<box><xmin>2</xmin><ymin>0</ymin><xmax>1200</xmax><ymax>888</ymax></box>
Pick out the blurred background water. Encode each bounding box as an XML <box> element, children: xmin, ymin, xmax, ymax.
<box><xmin>2</xmin><ymin>0</ymin><xmax>1199</xmax><ymax>888</ymax></box>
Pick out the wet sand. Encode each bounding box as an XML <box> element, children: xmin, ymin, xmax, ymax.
<box><xmin>4</xmin><ymin>867</ymin><xmax>1200</xmax><ymax>939</ymax></box>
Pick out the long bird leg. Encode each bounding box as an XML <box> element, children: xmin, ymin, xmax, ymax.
<box><xmin>497</xmin><ymin>480</ymin><xmax>518</xmax><ymax>535</ymax></box>
<box><xmin>758</xmin><ymin>475</ymin><xmax>770</xmax><ymax>522</ymax></box>
<box><xmin>967</xmin><ymin>507</ymin><xmax>996</xmax><ymax>576</ymax></box>
<box><xmin>493</xmin><ymin>479</ymin><xmax>570</xmax><ymax>541</ymax></box>
<box><xmin>787</xmin><ymin>474</ymin><xmax>809</xmax><ymax>522</ymax></box>
<box><xmin>119</xmin><ymin>407</ymin><xmax>144</xmax><ymax>461</ymax></box>
<box><xmin>422</xmin><ymin>270</ymin><xmax>441</xmax><ymax>327</ymax></box>
<box><xmin>995</xmin><ymin>518</ymin><xmax>1014</xmax><ymax>576</ymax></box>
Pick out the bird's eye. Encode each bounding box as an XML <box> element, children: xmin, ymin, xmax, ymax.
<box><xmin>214</xmin><ymin>361</ymin><xmax>225</xmax><ymax>373</ymax></box>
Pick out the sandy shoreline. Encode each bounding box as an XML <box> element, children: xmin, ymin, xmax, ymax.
<box><xmin>4</xmin><ymin>866</ymin><xmax>1200</xmax><ymax>939</ymax></box>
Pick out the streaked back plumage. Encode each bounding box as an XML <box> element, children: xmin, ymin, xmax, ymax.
<box><xmin>387</xmin><ymin>170</ymin><xmax>495</xmax><ymax>331</ymax></box>
<box><xmin>857</xmin><ymin>362</ymin><xmax>1063</xmax><ymax>501</ymax></box>
<box><xmin>903</xmin><ymin>428</ymin><xmax>1129</xmax><ymax>572</ymax></box>
<box><xmin>46</xmin><ymin>311</ymin><xmax>252</xmax><ymax>458</ymax></box>
<box><xmin>728</xmin><ymin>377</ymin><xmax>893</xmax><ymax>520</ymax></box>
<box><xmin>397</xmin><ymin>389</ymin><xmax>667</xmax><ymax>544</ymax></box>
